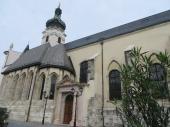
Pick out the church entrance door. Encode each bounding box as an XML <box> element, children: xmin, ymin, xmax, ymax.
<box><xmin>63</xmin><ymin>95</ymin><xmax>73</xmax><ymax>124</ymax></box>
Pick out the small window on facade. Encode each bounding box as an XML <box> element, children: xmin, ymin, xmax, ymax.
<box><xmin>40</xmin><ymin>75</ymin><xmax>45</xmax><ymax>100</ymax></box>
<box><xmin>109</xmin><ymin>70</ymin><xmax>121</xmax><ymax>100</ymax></box>
<box><xmin>80</xmin><ymin>61</ymin><xmax>88</xmax><ymax>83</ymax></box>
<box><xmin>149</xmin><ymin>63</ymin><xmax>167</xmax><ymax>98</ymax></box>
<box><xmin>58</xmin><ymin>37</ymin><xmax>61</xmax><ymax>43</ymax></box>
<box><xmin>46</xmin><ymin>36</ymin><xmax>49</xmax><ymax>42</ymax></box>
<box><xmin>49</xmin><ymin>75</ymin><xmax>57</xmax><ymax>100</ymax></box>
<box><xmin>80</xmin><ymin>59</ymin><xmax>95</xmax><ymax>83</ymax></box>
<box><xmin>124</xmin><ymin>50</ymin><xmax>132</xmax><ymax>65</ymax></box>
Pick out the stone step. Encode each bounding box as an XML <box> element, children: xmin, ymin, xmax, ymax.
<box><xmin>7</xmin><ymin>120</ymin><xmax>71</xmax><ymax>127</ymax></box>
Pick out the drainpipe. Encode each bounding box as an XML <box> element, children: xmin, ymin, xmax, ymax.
<box><xmin>26</xmin><ymin>67</ymin><xmax>39</xmax><ymax>122</ymax></box>
<box><xmin>101</xmin><ymin>41</ymin><xmax>105</xmax><ymax>127</ymax></box>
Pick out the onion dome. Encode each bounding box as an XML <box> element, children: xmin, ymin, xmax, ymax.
<box><xmin>46</xmin><ymin>6</ymin><xmax>66</xmax><ymax>30</ymax></box>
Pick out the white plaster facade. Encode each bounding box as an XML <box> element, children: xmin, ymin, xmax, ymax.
<box><xmin>41</xmin><ymin>27</ymin><xmax>66</xmax><ymax>46</ymax></box>
<box><xmin>0</xmin><ymin>8</ymin><xmax>170</xmax><ymax>127</ymax></box>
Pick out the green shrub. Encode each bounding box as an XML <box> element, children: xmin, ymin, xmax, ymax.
<box><xmin>117</xmin><ymin>47</ymin><xmax>170</xmax><ymax>127</ymax></box>
<box><xmin>0</xmin><ymin>108</ymin><xmax>8</xmax><ymax>124</ymax></box>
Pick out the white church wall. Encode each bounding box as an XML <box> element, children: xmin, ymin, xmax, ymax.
<box><xmin>42</xmin><ymin>27</ymin><xmax>66</xmax><ymax>46</ymax></box>
<box><xmin>66</xmin><ymin>21</ymin><xmax>170</xmax><ymax>127</ymax></box>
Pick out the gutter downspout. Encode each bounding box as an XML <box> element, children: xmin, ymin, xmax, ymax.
<box><xmin>101</xmin><ymin>41</ymin><xmax>105</xmax><ymax>127</ymax></box>
<box><xmin>26</xmin><ymin>67</ymin><xmax>39</xmax><ymax>122</ymax></box>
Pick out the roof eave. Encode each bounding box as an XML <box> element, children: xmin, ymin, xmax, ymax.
<box><xmin>2</xmin><ymin>62</ymin><xmax>41</xmax><ymax>75</ymax></box>
<box><xmin>40</xmin><ymin>64</ymin><xmax>75</xmax><ymax>76</ymax></box>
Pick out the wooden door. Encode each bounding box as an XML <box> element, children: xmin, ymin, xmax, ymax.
<box><xmin>63</xmin><ymin>95</ymin><xmax>73</xmax><ymax>124</ymax></box>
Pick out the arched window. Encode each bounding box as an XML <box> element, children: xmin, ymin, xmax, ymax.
<box><xmin>150</xmin><ymin>63</ymin><xmax>166</xmax><ymax>81</ymax></box>
<box><xmin>49</xmin><ymin>74</ymin><xmax>57</xmax><ymax>100</ymax></box>
<box><xmin>40</xmin><ymin>75</ymin><xmax>45</xmax><ymax>100</ymax></box>
<box><xmin>58</xmin><ymin>37</ymin><xmax>61</xmax><ymax>43</ymax></box>
<box><xmin>109</xmin><ymin>70</ymin><xmax>121</xmax><ymax>100</ymax></box>
<box><xmin>149</xmin><ymin>63</ymin><xmax>166</xmax><ymax>98</ymax></box>
<box><xmin>46</xmin><ymin>36</ymin><xmax>49</xmax><ymax>42</ymax></box>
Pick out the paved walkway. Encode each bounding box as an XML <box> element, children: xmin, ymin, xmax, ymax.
<box><xmin>7</xmin><ymin>121</ymin><xmax>71</xmax><ymax>127</ymax></box>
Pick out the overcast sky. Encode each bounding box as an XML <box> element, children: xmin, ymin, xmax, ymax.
<box><xmin>0</xmin><ymin>0</ymin><xmax>170</xmax><ymax>68</ymax></box>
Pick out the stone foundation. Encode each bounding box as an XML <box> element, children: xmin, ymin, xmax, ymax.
<box><xmin>0</xmin><ymin>99</ymin><xmax>55</xmax><ymax>123</ymax></box>
<box><xmin>87</xmin><ymin>95</ymin><xmax>122</xmax><ymax>127</ymax></box>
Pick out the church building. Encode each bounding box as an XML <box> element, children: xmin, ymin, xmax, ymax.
<box><xmin>0</xmin><ymin>6</ymin><xmax>170</xmax><ymax>127</ymax></box>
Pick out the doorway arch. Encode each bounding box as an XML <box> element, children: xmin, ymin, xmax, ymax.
<box><xmin>63</xmin><ymin>94</ymin><xmax>73</xmax><ymax>124</ymax></box>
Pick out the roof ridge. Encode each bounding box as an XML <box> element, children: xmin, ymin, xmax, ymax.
<box><xmin>65</xmin><ymin>9</ymin><xmax>170</xmax><ymax>50</ymax></box>
<box><xmin>69</xmin><ymin>10</ymin><xmax>170</xmax><ymax>43</ymax></box>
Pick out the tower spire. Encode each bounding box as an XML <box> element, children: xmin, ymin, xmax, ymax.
<box><xmin>9</xmin><ymin>43</ymin><xmax>14</xmax><ymax>50</ymax></box>
<box><xmin>58</xmin><ymin>2</ymin><xmax>61</xmax><ymax>8</ymax></box>
<box><xmin>42</xmin><ymin>3</ymin><xmax>66</xmax><ymax>46</ymax></box>
<box><xmin>46</xmin><ymin>4</ymin><xmax>66</xmax><ymax>30</ymax></box>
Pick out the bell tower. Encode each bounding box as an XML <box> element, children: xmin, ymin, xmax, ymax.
<box><xmin>42</xmin><ymin>5</ymin><xmax>66</xmax><ymax>46</ymax></box>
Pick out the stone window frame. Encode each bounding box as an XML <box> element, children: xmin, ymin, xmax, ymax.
<box><xmin>87</xmin><ymin>59</ymin><xmax>95</xmax><ymax>81</ymax></box>
<box><xmin>124</xmin><ymin>50</ymin><xmax>132</xmax><ymax>65</ymax></box>
<box><xmin>80</xmin><ymin>59</ymin><xmax>95</xmax><ymax>83</ymax></box>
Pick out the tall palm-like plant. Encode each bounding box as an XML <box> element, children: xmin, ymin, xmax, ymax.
<box><xmin>117</xmin><ymin>47</ymin><xmax>170</xmax><ymax>127</ymax></box>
